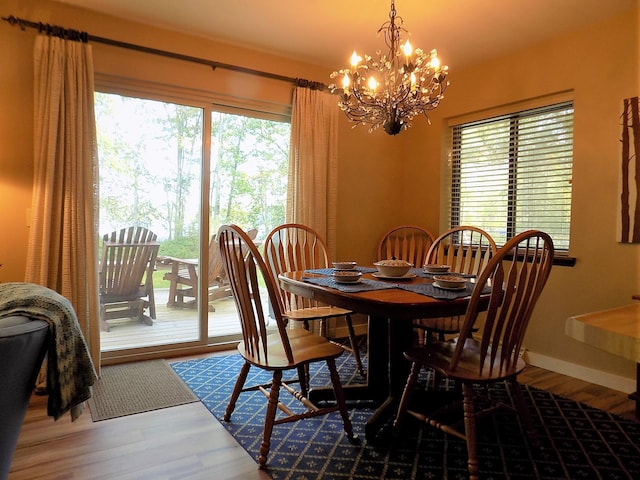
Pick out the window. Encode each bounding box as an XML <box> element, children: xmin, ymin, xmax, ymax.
<box><xmin>95</xmin><ymin>93</ymin><xmax>290</xmax><ymax>245</ymax></box>
<box><xmin>450</xmin><ymin>101</ymin><xmax>573</xmax><ymax>252</ymax></box>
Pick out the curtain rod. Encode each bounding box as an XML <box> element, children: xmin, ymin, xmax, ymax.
<box><xmin>2</xmin><ymin>15</ymin><xmax>327</xmax><ymax>90</ymax></box>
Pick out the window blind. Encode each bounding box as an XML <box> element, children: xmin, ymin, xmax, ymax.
<box><xmin>451</xmin><ymin>102</ymin><xmax>573</xmax><ymax>251</ymax></box>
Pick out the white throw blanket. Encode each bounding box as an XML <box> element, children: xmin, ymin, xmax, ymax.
<box><xmin>0</xmin><ymin>282</ymin><xmax>97</xmax><ymax>421</ymax></box>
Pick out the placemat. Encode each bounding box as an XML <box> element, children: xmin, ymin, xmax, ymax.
<box><xmin>414</xmin><ymin>268</ymin><xmax>476</xmax><ymax>279</ymax></box>
<box><xmin>305</xmin><ymin>266</ymin><xmax>377</xmax><ymax>275</ymax></box>
<box><xmin>301</xmin><ymin>276</ymin><xmax>396</xmax><ymax>292</ymax></box>
<box><xmin>397</xmin><ymin>282</ymin><xmax>491</xmax><ymax>300</ymax></box>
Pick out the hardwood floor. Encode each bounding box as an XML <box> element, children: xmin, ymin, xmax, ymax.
<box><xmin>9</xmin><ymin>356</ymin><xmax>636</xmax><ymax>479</ymax></box>
<box><xmin>9</xmin><ymin>349</ymin><xmax>270</xmax><ymax>480</ymax></box>
<box><xmin>518</xmin><ymin>365</ymin><xmax>636</xmax><ymax>420</ymax></box>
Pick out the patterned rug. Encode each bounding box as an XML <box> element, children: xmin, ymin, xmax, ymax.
<box><xmin>171</xmin><ymin>348</ymin><xmax>640</xmax><ymax>479</ymax></box>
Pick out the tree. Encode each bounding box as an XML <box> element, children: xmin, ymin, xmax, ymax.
<box><xmin>158</xmin><ymin>104</ymin><xmax>202</xmax><ymax>239</ymax></box>
<box><xmin>96</xmin><ymin>93</ymin><xmax>289</xmax><ymax>247</ymax></box>
<box><xmin>210</xmin><ymin>112</ymin><xmax>289</xmax><ymax>237</ymax></box>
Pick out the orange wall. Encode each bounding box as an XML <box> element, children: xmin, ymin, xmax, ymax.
<box><xmin>1</xmin><ymin>0</ymin><xmax>639</xmax><ymax>387</ymax></box>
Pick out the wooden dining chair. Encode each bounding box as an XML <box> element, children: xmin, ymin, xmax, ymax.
<box><xmin>377</xmin><ymin>225</ymin><xmax>435</xmax><ymax>266</ymax></box>
<box><xmin>378</xmin><ymin>225</ymin><xmax>436</xmax><ymax>346</ymax></box>
<box><xmin>264</xmin><ymin>223</ymin><xmax>364</xmax><ymax>376</ymax></box>
<box><xmin>393</xmin><ymin>230</ymin><xmax>554</xmax><ymax>480</ymax></box>
<box><xmin>217</xmin><ymin>224</ymin><xmax>355</xmax><ymax>468</ymax></box>
<box><xmin>415</xmin><ymin>226</ymin><xmax>497</xmax><ymax>342</ymax></box>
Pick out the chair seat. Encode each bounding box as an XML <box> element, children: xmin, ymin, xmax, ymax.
<box><xmin>284</xmin><ymin>305</ymin><xmax>353</xmax><ymax>322</ymax></box>
<box><xmin>413</xmin><ymin>316</ymin><xmax>465</xmax><ymax>334</ymax></box>
<box><xmin>238</xmin><ymin>328</ymin><xmax>345</xmax><ymax>370</ymax></box>
<box><xmin>99</xmin><ymin>286</ymin><xmax>149</xmax><ymax>304</ymax></box>
<box><xmin>404</xmin><ymin>338</ymin><xmax>527</xmax><ymax>383</ymax></box>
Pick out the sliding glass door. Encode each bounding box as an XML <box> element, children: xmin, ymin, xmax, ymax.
<box><xmin>94</xmin><ymin>87</ymin><xmax>289</xmax><ymax>356</ymax></box>
<box><xmin>206</xmin><ymin>111</ymin><xmax>289</xmax><ymax>340</ymax></box>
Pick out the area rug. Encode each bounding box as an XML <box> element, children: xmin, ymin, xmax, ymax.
<box><xmin>171</xmin><ymin>352</ymin><xmax>640</xmax><ymax>480</ymax></box>
<box><xmin>88</xmin><ymin>359</ymin><xmax>198</xmax><ymax>421</ymax></box>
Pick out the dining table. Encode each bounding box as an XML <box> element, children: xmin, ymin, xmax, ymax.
<box><xmin>278</xmin><ymin>266</ymin><xmax>490</xmax><ymax>440</ymax></box>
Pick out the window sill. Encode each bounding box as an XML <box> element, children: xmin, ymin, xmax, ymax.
<box><xmin>504</xmin><ymin>252</ymin><xmax>576</xmax><ymax>267</ymax></box>
<box><xmin>552</xmin><ymin>255</ymin><xmax>576</xmax><ymax>267</ymax></box>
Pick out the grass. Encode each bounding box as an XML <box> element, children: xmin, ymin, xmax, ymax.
<box><xmin>151</xmin><ymin>264</ymin><xmax>267</xmax><ymax>291</ymax></box>
<box><xmin>152</xmin><ymin>267</ymin><xmax>171</xmax><ymax>288</ymax></box>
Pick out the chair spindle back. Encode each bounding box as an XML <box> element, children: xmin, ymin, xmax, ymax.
<box><xmin>453</xmin><ymin>230</ymin><xmax>554</xmax><ymax>376</ymax></box>
<box><xmin>218</xmin><ymin>224</ymin><xmax>293</xmax><ymax>363</ymax></box>
<box><xmin>264</xmin><ymin>224</ymin><xmax>330</xmax><ymax>312</ymax></box>
<box><xmin>378</xmin><ymin>225</ymin><xmax>435</xmax><ymax>266</ymax></box>
<box><xmin>426</xmin><ymin>226</ymin><xmax>497</xmax><ymax>276</ymax></box>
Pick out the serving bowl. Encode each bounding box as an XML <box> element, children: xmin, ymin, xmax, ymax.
<box><xmin>423</xmin><ymin>264</ymin><xmax>451</xmax><ymax>274</ymax></box>
<box><xmin>332</xmin><ymin>261</ymin><xmax>357</xmax><ymax>270</ymax></box>
<box><xmin>331</xmin><ymin>270</ymin><xmax>362</xmax><ymax>283</ymax></box>
<box><xmin>373</xmin><ymin>259</ymin><xmax>413</xmax><ymax>277</ymax></box>
<box><xmin>433</xmin><ymin>275</ymin><xmax>467</xmax><ymax>289</ymax></box>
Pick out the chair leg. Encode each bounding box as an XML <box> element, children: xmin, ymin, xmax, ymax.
<box><xmin>461</xmin><ymin>383</ymin><xmax>480</xmax><ymax>480</ymax></box>
<box><xmin>326</xmin><ymin>358</ymin><xmax>355</xmax><ymax>442</ymax></box>
<box><xmin>345</xmin><ymin>314</ymin><xmax>364</xmax><ymax>376</ymax></box>
<box><xmin>224</xmin><ymin>361</ymin><xmax>250</xmax><ymax>422</ymax></box>
<box><xmin>393</xmin><ymin>362</ymin><xmax>421</xmax><ymax>431</ymax></box>
<box><xmin>297</xmin><ymin>365</ymin><xmax>309</xmax><ymax>397</ymax></box>
<box><xmin>165</xmin><ymin>265</ymin><xmax>179</xmax><ymax>307</ymax></box>
<box><xmin>259</xmin><ymin>370</ymin><xmax>282</xmax><ymax>468</ymax></box>
<box><xmin>510</xmin><ymin>379</ymin><xmax>540</xmax><ymax>445</ymax></box>
<box><xmin>148</xmin><ymin>283</ymin><xmax>157</xmax><ymax>319</ymax></box>
<box><xmin>318</xmin><ymin>318</ymin><xmax>327</xmax><ymax>337</ymax></box>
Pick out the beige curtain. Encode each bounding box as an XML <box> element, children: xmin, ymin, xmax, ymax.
<box><xmin>27</xmin><ymin>34</ymin><xmax>101</xmax><ymax>372</ymax></box>
<box><xmin>286</xmin><ymin>86</ymin><xmax>339</xmax><ymax>254</ymax></box>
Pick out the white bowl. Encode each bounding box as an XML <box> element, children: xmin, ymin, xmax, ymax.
<box><xmin>331</xmin><ymin>271</ymin><xmax>362</xmax><ymax>283</ymax></box>
<box><xmin>433</xmin><ymin>275</ymin><xmax>467</xmax><ymax>288</ymax></box>
<box><xmin>373</xmin><ymin>259</ymin><xmax>413</xmax><ymax>277</ymax></box>
<box><xmin>332</xmin><ymin>261</ymin><xmax>357</xmax><ymax>270</ymax></box>
<box><xmin>423</xmin><ymin>264</ymin><xmax>451</xmax><ymax>274</ymax></box>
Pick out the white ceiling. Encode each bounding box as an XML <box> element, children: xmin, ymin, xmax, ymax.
<box><xmin>55</xmin><ymin>0</ymin><xmax>638</xmax><ymax>70</ymax></box>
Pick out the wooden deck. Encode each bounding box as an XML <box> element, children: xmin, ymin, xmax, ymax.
<box><xmin>100</xmin><ymin>287</ymin><xmax>365</xmax><ymax>353</ymax></box>
<box><xmin>100</xmin><ymin>288</ymin><xmax>245</xmax><ymax>351</ymax></box>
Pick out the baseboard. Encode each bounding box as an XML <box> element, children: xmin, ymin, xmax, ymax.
<box><xmin>331</xmin><ymin>327</ymin><xmax>636</xmax><ymax>394</ymax></box>
<box><xmin>525</xmin><ymin>351</ymin><xmax>636</xmax><ymax>394</ymax></box>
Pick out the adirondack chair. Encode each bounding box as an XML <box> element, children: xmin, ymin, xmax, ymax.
<box><xmin>162</xmin><ymin>228</ymin><xmax>258</xmax><ymax>311</ymax></box>
<box><xmin>99</xmin><ymin>227</ymin><xmax>159</xmax><ymax>332</ymax></box>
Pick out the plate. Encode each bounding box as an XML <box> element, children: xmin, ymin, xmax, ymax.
<box><xmin>372</xmin><ymin>272</ymin><xmax>417</xmax><ymax>280</ymax></box>
<box><xmin>433</xmin><ymin>281</ymin><xmax>467</xmax><ymax>291</ymax></box>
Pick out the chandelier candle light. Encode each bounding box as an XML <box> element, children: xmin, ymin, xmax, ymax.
<box><xmin>330</xmin><ymin>1</ymin><xmax>449</xmax><ymax>135</ymax></box>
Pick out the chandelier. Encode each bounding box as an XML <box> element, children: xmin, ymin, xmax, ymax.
<box><xmin>329</xmin><ymin>1</ymin><xmax>449</xmax><ymax>135</ymax></box>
